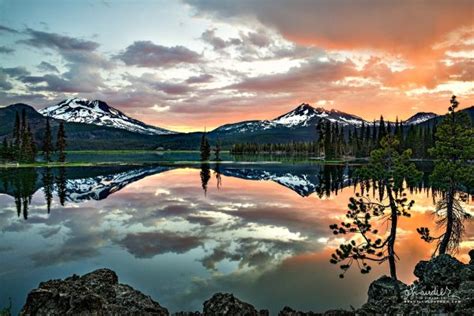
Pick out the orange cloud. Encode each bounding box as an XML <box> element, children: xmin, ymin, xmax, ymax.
<box><xmin>188</xmin><ymin>0</ymin><xmax>473</xmax><ymax>61</ymax></box>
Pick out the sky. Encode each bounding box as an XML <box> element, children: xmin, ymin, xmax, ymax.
<box><xmin>0</xmin><ymin>0</ymin><xmax>473</xmax><ymax>132</ymax></box>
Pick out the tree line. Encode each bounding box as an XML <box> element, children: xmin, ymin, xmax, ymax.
<box><xmin>0</xmin><ymin>111</ymin><xmax>67</xmax><ymax>163</ymax></box>
<box><xmin>230</xmin><ymin>116</ymin><xmax>438</xmax><ymax>159</ymax></box>
<box><xmin>329</xmin><ymin>96</ymin><xmax>473</xmax><ymax>288</ymax></box>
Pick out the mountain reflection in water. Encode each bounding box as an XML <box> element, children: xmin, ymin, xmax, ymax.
<box><xmin>0</xmin><ymin>163</ymin><xmax>472</xmax><ymax>315</ymax></box>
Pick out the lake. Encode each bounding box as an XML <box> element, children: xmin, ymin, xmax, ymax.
<box><xmin>0</xmin><ymin>159</ymin><xmax>472</xmax><ymax>314</ymax></box>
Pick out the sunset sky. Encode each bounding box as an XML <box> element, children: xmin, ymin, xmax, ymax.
<box><xmin>0</xmin><ymin>0</ymin><xmax>473</xmax><ymax>132</ymax></box>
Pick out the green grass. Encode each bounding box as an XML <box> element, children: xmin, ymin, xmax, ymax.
<box><xmin>1</xmin><ymin>150</ymin><xmax>365</xmax><ymax>168</ymax></box>
<box><xmin>64</xmin><ymin>149</ymin><xmax>231</xmax><ymax>154</ymax></box>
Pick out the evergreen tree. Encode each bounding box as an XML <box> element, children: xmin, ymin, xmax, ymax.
<box><xmin>1</xmin><ymin>138</ymin><xmax>7</xmax><ymax>159</ymax></box>
<box><xmin>214</xmin><ymin>137</ymin><xmax>221</xmax><ymax>161</ymax></box>
<box><xmin>13</xmin><ymin>112</ymin><xmax>20</xmax><ymax>151</ymax></box>
<box><xmin>377</xmin><ymin>115</ymin><xmax>386</xmax><ymax>146</ymax></box>
<box><xmin>42</xmin><ymin>168</ymin><xmax>53</xmax><ymax>213</ymax></box>
<box><xmin>200</xmin><ymin>163</ymin><xmax>211</xmax><ymax>195</ymax></box>
<box><xmin>56</xmin><ymin>167</ymin><xmax>67</xmax><ymax>206</ymax></box>
<box><xmin>394</xmin><ymin>117</ymin><xmax>400</xmax><ymax>136</ymax></box>
<box><xmin>200</xmin><ymin>131</ymin><xmax>211</xmax><ymax>161</ymax></box>
<box><xmin>329</xmin><ymin>135</ymin><xmax>422</xmax><ymax>281</ymax></box>
<box><xmin>56</xmin><ymin>122</ymin><xmax>67</xmax><ymax>162</ymax></box>
<box><xmin>19</xmin><ymin>114</ymin><xmax>35</xmax><ymax>162</ymax></box>
<box><xmin>323</xmin><ymin>120</ymin><xmax>334</xmax><ymax>159</ymax></box>
<box><xmin>42</xmin><ymin>117</ymin><xmax>53</xmax><ymax>162</ymax></box>
<box><xmin>214</xmin><ymin>162</ymin><xmax>222</xmax><ymax>189</ymax></box>
<box><xmin>364</xmin><ymin>122</ymin><xmax>371</xmax><ymax>156</ymax></box>
<box><xmin>371</xmin><ymin>120</ymin><xmax>377</xmax><ymax>150</ymax></box>
<box><xmin>417</xmin><ymin>96</ymin><xmax>473</xmax><ymax>255</ymax></box>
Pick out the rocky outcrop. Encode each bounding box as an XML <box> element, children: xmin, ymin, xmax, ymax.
<box><xmin>278</xmin><ymin>306</ymin><xmax>353</xmax><ymax>315</ymax></box>
<box><xmin>20</xmin><ymin>269</ymin><xmax>168</xmax><ymax>316</ymax></box>
<box><xmin>358</xmin><ymin>275</ymin><xmax>407</xmax><ymax>314</ymax></box>
<box><xmin>358</xmin><ymin>253</ymin><xmax>474</xmax><ymax>315</ymax></box>
<box><xmin>20</xmin><ymin>251</ymin><xmax>473</xmax><ymax>315</ymax></box>
<box><xmin>203</xmin><ymin>293</ymin><xmax>269</xmax><ymax>316</ymax></box>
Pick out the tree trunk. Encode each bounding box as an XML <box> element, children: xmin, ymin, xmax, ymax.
<box><xmin>387</xmin><ymin>187</ymin><xmax>398</xmax><ymax>281</ymax></box>
<box><xmin>387</xmin><ymin>186</ymin><xmax>402</xmax><ymax>302</ymax></box>
<box><xmin>439</xmin><ymin>190</ymin><xmax>454</xmax><ymax>255</ymax></box>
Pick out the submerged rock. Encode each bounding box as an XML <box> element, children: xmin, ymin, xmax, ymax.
<box><xmin>20</xmin><ymin>268</ymin><xmax>168</xmax><ymax>316</ymax></box>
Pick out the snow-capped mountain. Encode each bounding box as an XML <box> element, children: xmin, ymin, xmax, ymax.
<box><xmin>58</xmin><ymin>166</ymin><xmax>170</xmax><ymax>203</ymax></box>
<box><xmin>39</xmin><ymin>98</ymin><xmax>176</xmax><ymax>135</ymax></box>
<box><xmin>404</xmin><ymin>112</ymin><xmax>438</xmax><ymax>125</ymax></box>
<box><xmin>213</xmin><ymin>103</ymin><xmax>367</xmax><ymax>134</ymax></box>
<box><xmin>218</xmin><ymin>163</ymin><xmax>355</xmax><ymax>197</ymax></box>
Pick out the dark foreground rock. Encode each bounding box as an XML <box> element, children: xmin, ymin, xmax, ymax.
<box><xmin>203</xmin><ymin>293</ymin><xmax>269</xmax><ymax>316</ymax></box>
<box><xmin>20</xmin><ymin>268</ymin><xmax>168</xmax><ymax>316</ymax></box>
<box><xmin>20</xmin><ymin>251</ymin><xmax>473</xmax><ymax>315</ymax></box>
<box><xmin>358</xmin><ymin>253</ymin><xmax>474</xmax><ymax>315</ymax></box>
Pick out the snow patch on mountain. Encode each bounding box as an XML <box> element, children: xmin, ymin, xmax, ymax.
<box><xmin>404</xmin><ymin>112</ymin><xmax>437</xmax><ymax>125</ymax></box>
<box><xmin>40</xmin><ymin>98</ymin><xmax>175</xmax><ymax>135</ymax></box>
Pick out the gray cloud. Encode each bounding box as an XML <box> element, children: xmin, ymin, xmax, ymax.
<box><xmin>0</xmin><ymin>46</ymin><xmax>14</xmax><ymax>54</ymax></box>
<box><xmin>21</xmin><ymin>73</ymin><xmax>103</xmax><ymax>93</ymax></box>
<box><xmin>0</xmin><ymin>74</ymin><xmax>13</xmax><ymax>91</ymax></box>
<box><xmin>228</xmin><ymin>57</ymin><xmax>357</xmax><ymax>92</ymax></box>
<box><xmin>0</xmin><ymin>24</ymin><xmax>19</xmax><ymax>34</ymax></box>
<box><xmin>14</xmin><ymin>28</ymin><xmax>112</xmax><ymax>94</ymax></box>
<box><xmin>19</xmin><ymin>28</ymin><xmax>99</xmax><ymax>51</ymax></box>
<box><xmin>201</xmin><ymin>28</ymin><xmax>241</xmax><ymax>50</ymax></box>
<box><xmin>200</xmin><ymin>27</ymin><xmax>315</xmax><ymax>61</ymax></box>
<box><xmin>0</xmin><ymin>67</ymin><xmax>31</xmax><ymax>91</ymax></box>
<box><xmin>116</xmin><ymin>40</ymin><xmax>201</xmax><ymax>68</ymax></box>
<box><xmin>185</xmin><ymin>73</ymin><xmax>213</xmax><ymax>84</ymax></box>
<box><xmin>118</xmin><ymin>231</ymin><xmax>203</xmax><ymax>258</ymax></box>
<box><xmin>121</xmin><ymin>72</ymin><xmax>191</xmax><ymax>96</ymax></box>
<box><xmin>1</xmin><ymin>66</ymin><xmax>30</xmax><ymax>78</ymax></box>
<box><xmin>37</xmin><ymin>61</ymin><xmax>60</xmax><ymax>73</ymax></box>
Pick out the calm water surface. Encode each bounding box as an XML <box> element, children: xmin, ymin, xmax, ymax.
<box><xmin>0</xmin><ymin>162</ymin><xmax>472</xmax><ymax>314</ymax></box>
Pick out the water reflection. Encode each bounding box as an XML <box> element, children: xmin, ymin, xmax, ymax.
<box><xmin>0</xmin><ymin>164</ymin><xmax>472</xmax><ymax>315</ymax></box>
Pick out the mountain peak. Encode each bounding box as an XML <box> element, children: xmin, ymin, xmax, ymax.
<box><xmin>405</xmin><ymin>112</ymin><xmax>437</xmax><ymax>125</ymax></box>
<box><xmin>295</xmin><ymin>103</ymin><xmax>313</xmax><ymax>110</ymax></box>
<box><xmin>40</xmin><ymin>98</ymin><xmax>176</xmax><ymax>135</ymax></box>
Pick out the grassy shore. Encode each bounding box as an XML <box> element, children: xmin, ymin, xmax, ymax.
<box><xmin>0</xmin><ymin>149</ymin><xmax>375</xmax><ymax>168</ymax></box>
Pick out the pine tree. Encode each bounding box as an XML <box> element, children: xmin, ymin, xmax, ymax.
<box><xmin>200</xmin><ymin>163</ymin><xmax>211</xmax><ymax>195</ymax></box>
<box><xmin>417</xmin><ymin>96</ymin><xmax>473</xmax><ymax>255</ymax></box>
<box><xmin>42</xmin><ymin>168</ymin><xmax>53</xmax><ymax>213</ymax></box>
<box><xmin>42</xmin><ymin>117</ymin><xmax>53</xmax><ymax>162</ymax></box>
<box><xmin>377</xmin><ymin>115</ymin><xmax>386</xmax><ymax>146</ymax></box>
<box><xmin>371</xmin><ymin>120</ymin><xmax>377</xmax><ymax>151</ymax></box>
<box><xmin>28</xmin><ymin>124</ymin><xmax>37</xmax><ymax>160</ymax></box>
<box><xmin>56</xmin><ymin>167</ymin><xmax>67</xmax><ymax>206</ymax></box>
<box><xmin>56</xmin><ymin>122</ymin><xmax>67</xmax><ymax>163</ymax></box>
<box><xmin>214</xmin><ymin>137</ymin><xmax>221</xmax><ymax>161</ymax></box>
<box><xmin>13</xmin><ymin>112</ymin><xmax>20</xmax><ymax>151</ymax></box>
<box><xmin>19</xmin><ymin>114</ymin><xmax>35</xmax><ymax>162</ymax></box>
<box><xmin>329</xmin><ymin>135</ymin><xmax>422</xmax><ymax>281</ymax></box>
<box><xmin>200</xmin><ymin>130</ymin><xmax>211</xmax><ymax>161</ymax></box>
<box><xmin>1</xmin><ymin>138</ymin><xmax>7</xmax><ymax>159</ymax></box>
